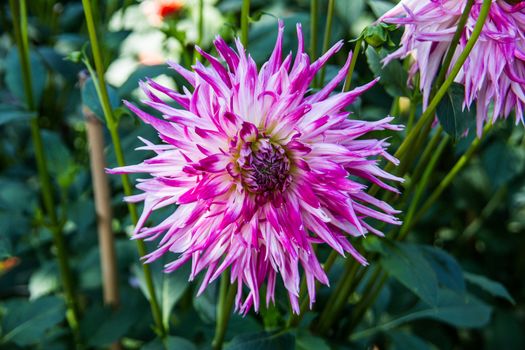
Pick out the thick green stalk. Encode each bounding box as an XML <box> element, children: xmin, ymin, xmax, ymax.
<box><xmin>318</xmin><ymin>0</ymin><xmax>493</xmax><ymax>334</ymax></box>
<box><xmin>345</xmin><ymin>126</ymin><xmax>490</xmax><ymax>336</ymax></box>
<box><xmin>81</xmin><ymin>0</ymin><xmax>166</xmax><ymax>338</ymax></box>
<box><xmin>345</xmin><ymin>271</ymin><xmax>388</xmax><ymax>333</ymax></box>
<box><xmin>394</xmin><ymin>0</ymin><xmax>492</xmax><ymax>161</ymax></box>
<box><xmin>398</xmin><ymin>135</ymin><xmax>450</xmax><ymax>240</ymax></box>
<box><xmin>286</xmin><ymin>251</ymin><xmax>337</xmax><ymax>328</ymax></box>
<box><xmin>316</xmin><ymin>258</ymin><xmax>360</xmax><ymax>334</ymax></box>
<box><xmin>433</xmin><ymin>0</ymin><xmax>475</xmax><ymax>89</ymax></box>
<box><xmin>310</xmin><ymin>0</ymin><xmax>319</xmax><ymax>60</ymax></box>
<box><xmin>406</xmin><ymin>98</ymin><xmax>417</xmax><ymax>132</ymax></box>
<box><xmin>409</xmin><ymin>123</ymin><xmax>492</xmax><ymax>232</ymax></box>
<box><xmin>197</xmin><ymin>0</ymin><xmax>204</xmax><ymax>46</ymax></box>
<box><xmin>212</xmin><ymin>275</ymin><xmax>236</xmax><ymax>350</ymax></box>
<box><xmin>318</xmin><ymin>0</ymin><xmax>335</xmax><ymax>85</ymax></box>
<box><xmin>10</xmin><ymin>0</ymin><xmax>81</xmax><ymax>342</ymax></box>
<box><xmin>407</xmin><ymin>128</ymin><xmax>444</xmax><ymax>194</ymax></box>
<box><xmin>240</xmin><ymin>0</ymin><xmax>250</xmax><ymax>47</ymax></box>
<box><xmin>343</xmin><ymin>36</ymin><xmax>363</xmax><ymax>92</ymax></box>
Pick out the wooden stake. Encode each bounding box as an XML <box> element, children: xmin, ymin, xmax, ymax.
<box><xmin>84</xmin><ymin>109</ymin><xmax>120</xmax><ymax>307</ymax></box>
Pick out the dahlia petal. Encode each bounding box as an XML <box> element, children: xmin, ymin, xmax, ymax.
<box><xmin>110</xmin><ymin>22</ymin><xmax>402</xmax><ymax>314</ymax></box>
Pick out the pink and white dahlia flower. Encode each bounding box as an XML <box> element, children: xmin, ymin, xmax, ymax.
<box><xmin>110</xmin><ymin>22</ymin><xmax>402</xmax><ymax>314</ymax></box>
<box><xmin>381</xmin><ymin>0</ymin><xmax>525</xmax><ymax>136</ymax></box>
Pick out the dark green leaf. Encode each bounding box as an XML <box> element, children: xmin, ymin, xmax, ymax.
<box><xmin>482</xmin><ymin>141</ymin><xmax>525</xmax><ymax>189</ymax></box>
<box><xmin>5</xmin><ymin>48</ymin><xmax>47</xmax><ymax>108</ymax></box>
<box><xmin>367</xmin><ymin>0</ymin><xmax>395</xmax><ymax>18</ymax></box>
<box><xmin>296</xmin><ymin>330</ymin><xmax>330</xmax><ymax>350</ymax></box>
<box><xmin>351</xmin><ymin>289</ymin><xmax>492</xmax><ymax>340</ymax></box>
<box><xmin>421</xmin><ymin>246</ymin><xmax>466</xmax><ymax>292</ymax></box>
<box><xmin>379</xmin><ymin>242</ymin><xmax>439</xmax><ymax>306</ymax></box>
<box><xmin>464</xmin><ymin>272</ymin><xmax>515</xmax><ymax>304</ymax></box>
<box><xmin>1</xmin><ymin>297</ymin><xmax>65</xmax><ymax>346</ymax></box>
<box><xmin>366</xmin><ymin>47</ymin><xmax>409</xmax><ymax>97</ymax></box>
<box><xmin>81</xmin><ymin>292</ymin><xmax>142</xmax><ymax>347</ymax></box>
<box><xmin>132</xmin><ymin>260</ymin><xmax>190</xmax><ymax>328</ymax></box>
<box><xmin>335</xmin><ymin>0</ymin><xmax>365</xmax><ymax>28</ymax></box>
<box><xmin>387</xmin><ymin>330</ymin><xmax>432</xmax><ymax>350</ymax></box>
<box><xmin>118</xmin><ymin>65</ymin><xmax>172</xmax><ymax>96</ymax></box>
<box><xmin>0</xmin><ymin>236</ymin><xmax>13</xmax><ymax>259</ymax></box>
<box><xmin>225</xmin><ymin>331</ymin><xmax>295</xmax><ymax>350</ymax></box>
<box><xmin>143</xmin><ymin>336</ymin><xmax>197</xmax><ymax>350</ymax></box>
<box><xmin>436</xmin><ymin>83</ymin><xmax>474</xmax><ymax>139</ymax></box>
<box><xmin>0</xmin><ymin>105</ymin><xmax>36</xmax><ymax>125</ymax></box>
<box><xmin>41</xmin><ymin>131</ymin><xmax>75</xmax><ymax>187</ymax></box>
<box><xmin>192</xmin><ymin>277</ymin><xmax>218</xmax><ymax>324</ymax></box>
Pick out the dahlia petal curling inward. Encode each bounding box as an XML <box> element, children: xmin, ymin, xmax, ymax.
<box><xmin>381</xmin><ymin>0</ymin><xmax>525</xmax><ymax>136</ymax></box>
<box><xmin>109</xmin><ymin>21</ymin><xmax>403</xmax><ymax>314</ymax></box>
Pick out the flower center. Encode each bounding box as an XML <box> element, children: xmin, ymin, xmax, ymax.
<box><xmin>238</xmin><ymin>138</ymin><xmax>292</xmax><ymax>196</ymax></box>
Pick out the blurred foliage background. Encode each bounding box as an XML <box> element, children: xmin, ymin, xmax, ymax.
<box><xmin>0</xmin><ymin>0</ymin><xmax>523</xmax><ymax>349</ymax></box>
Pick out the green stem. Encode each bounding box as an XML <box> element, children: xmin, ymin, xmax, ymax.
<box><xmin>394</xmin><ymin>0</ymin><xmax>492</xmax><ymax>161</ymax></box>
<box><xmin>408</xmin><ymin>122</ymin><xmax>492</xmax><ymax>232</ymax></box>
<box><xmin>344</xmin><ymin>124</ymin><xmax>490</xmax><ymax>336</ymax></box>
<box><xmin>310</xmin><ymin>0</ymin><xmax>319</xmax><ymax>60</ymax></box>
<box><xmin>197</xmin><ymin>0</ymin><xmax>204</xmax><ymax>46</ymax></box>
<box><xmin>343</xmin><ymin>36</ymin><xmax>363</xmax><ymax>92</ymax></box>
<box><xmin>318</xmin><ymin>0</ymin><xmax>335</xmax><ymax>85</ymax></box>
<box><xmin>240</xmin><ymin>0</ymin><xmax>250</xmax><ymax>47</ymax></box>
<box><xmin>398</xmin><ymin>134</ymin><xmax>450</xmax><ymax>240</ymax></box>
<box><xmin>407</xmin><ymin>128</ymin><xmax>444</xmax><ymax>194</ymax></box>
<box><xmin>433</xmin><ymin>0</ymin><xmax>475</xmax><ymax>89</ymax></box>
<box><xmin>212</xmin><ymin>275</ymin><xmax>236</xmax><ymax>350</ymax></box>
<box><xmin>406</xmin><ymin>98</ymin><xmax>417</xmax><ymax>132</ymax></box>
<box><xmin>10</xmin><ymin>0</ymin><xmax>81</xmax><ymax>343</ymax></box>
<box><xmin>316</xmin><ymin>256</ymin><xmax>360</xmax><ymax>334</ymax></box>
<box><xmin>81</xmin><ymin>0</ymin><xmax>166</xmax><ymax>338</ymax></box>
<box><xmin>318</xmin><ymin>0</ymin><xmax>493</xmax><ymax>334</ymax></box>
<box><xmin>286</xmin><ymin>251</ymin><xmax>337</xmax><ymax>328</ymax></box>
<box><xmin>346</xmin><ymin>271</ymin><xmax>388</xmax><ymax>334</ymax></box>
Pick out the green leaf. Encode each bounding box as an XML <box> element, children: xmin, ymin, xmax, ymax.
<box><xmin>335</xmin><ymin>0</ymin><xmax>365</xmax><ymax>28</ymax></box>
<box><xmin>161</xmin><ymin>264</ymin><xmax>190</xmax><ymax>328</ymax></box>
<box><xmin>387</xmin><ymin>330</ymin><xmax>432</xmax><ymax>350</ymax></box>
<box><xmin>464</xmin><ymin>272</ymin><xmax>515</xmax><ymax>304</ymax></box>
<box><xmin>118</xmin><ymin>65</ymin><xmax>172</xmax><ymax>97</ymax></box>
<box><xmin>379</xmin><ymin>242</ymin><xmax>439</xmax><ymax>306</ymax></box>
<box><xmin>0</xmin><ymin>105</ymin><xmax>36</xmax><ymax>125</ymax></box>
<box><xmin>81</xmin><ymin>77</ymin><xmax>120</xmax><ymax>121</ymax></box>
<box><xmin>5</xmin><ymin>48</ymin><xmax>47</xmax><ymax>108</ymax></box>
<box><xmin>80</xmin><ymin>292</ymin><xmax>143</xmax><ymax>347</ymax></box>
<box><xmin>367</xmin><ymin>0</ymin><xmax>395</xmax><ymax>18</ymax></box>
<box><xmin>482</xmin><ymin>141</ymin><xmax>525</xmax><ymax>189</ymax></box>
<box><xmin>28</xmin><ymin>262</ymin><xmax>59</xmax><ymax>300</ymax></box>
<box><xmin>351</xmin><ymin>289</ymin><xmax>492</xmax><ymax>340</ymax></box>
<box><xmin>0</xmin><ymin>236</ymin><xmax>12</xmax><ymax>259</ymax></box>
<box><xmin>132</xmin><ymin>260</ymin><xmax>190</xmax><ymax>328</ymax></box>
<box><xmin>192</xmin><ymin>277</ymin><xmax>218</xmax><ymax>324</ymax></box>
<box><xmin>143</xmin><ymin>336</ymin><xmax>197</xmax><ymax>350</ymax></box>
<box><xmin>225</xmin><ymin>331</ymin><xmax>295</xmax><ymax>350</ymax></box>
<box><xmin>1</xmin><ymin>297</ymin><xmax>65</xmax><ymax>346</ymax></box>
<box><xmin>421</xmin><ymin>246</ymin><xmax>466</xmax><ymax>292</ymax></box>
<box><xmin>296</xmin><ymin>330</ymin><xmax>330</xmax><ymax>350</ymax></box>
<box><xmin>41</xmin><ymin>131</ymin><xmax>75</xmax><ymax>187</ymax></box>
<box><xmin>0</xmin><ymin>178</ymin><xmax>36</xmax><ymax>215</ymax></box>
<box><xmin>436</xmin><ymin>83</ymin><xmax>474</xmax><ymax>139</ymax></box>
<box><xmin>366</xmin><ymin>46</ymin><xmax>409</xmax><ymax>97</ymax></box>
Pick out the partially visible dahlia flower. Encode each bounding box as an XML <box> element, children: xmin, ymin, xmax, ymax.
<box><xmin>381</xmin><ymin>0</ymin><xmax>525</xmax><ymax>135</ymax></box>
<box><xmin>110</xmin><ymin>22</ymin><xmax>402</xmax><ymax>313</ymax></box>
